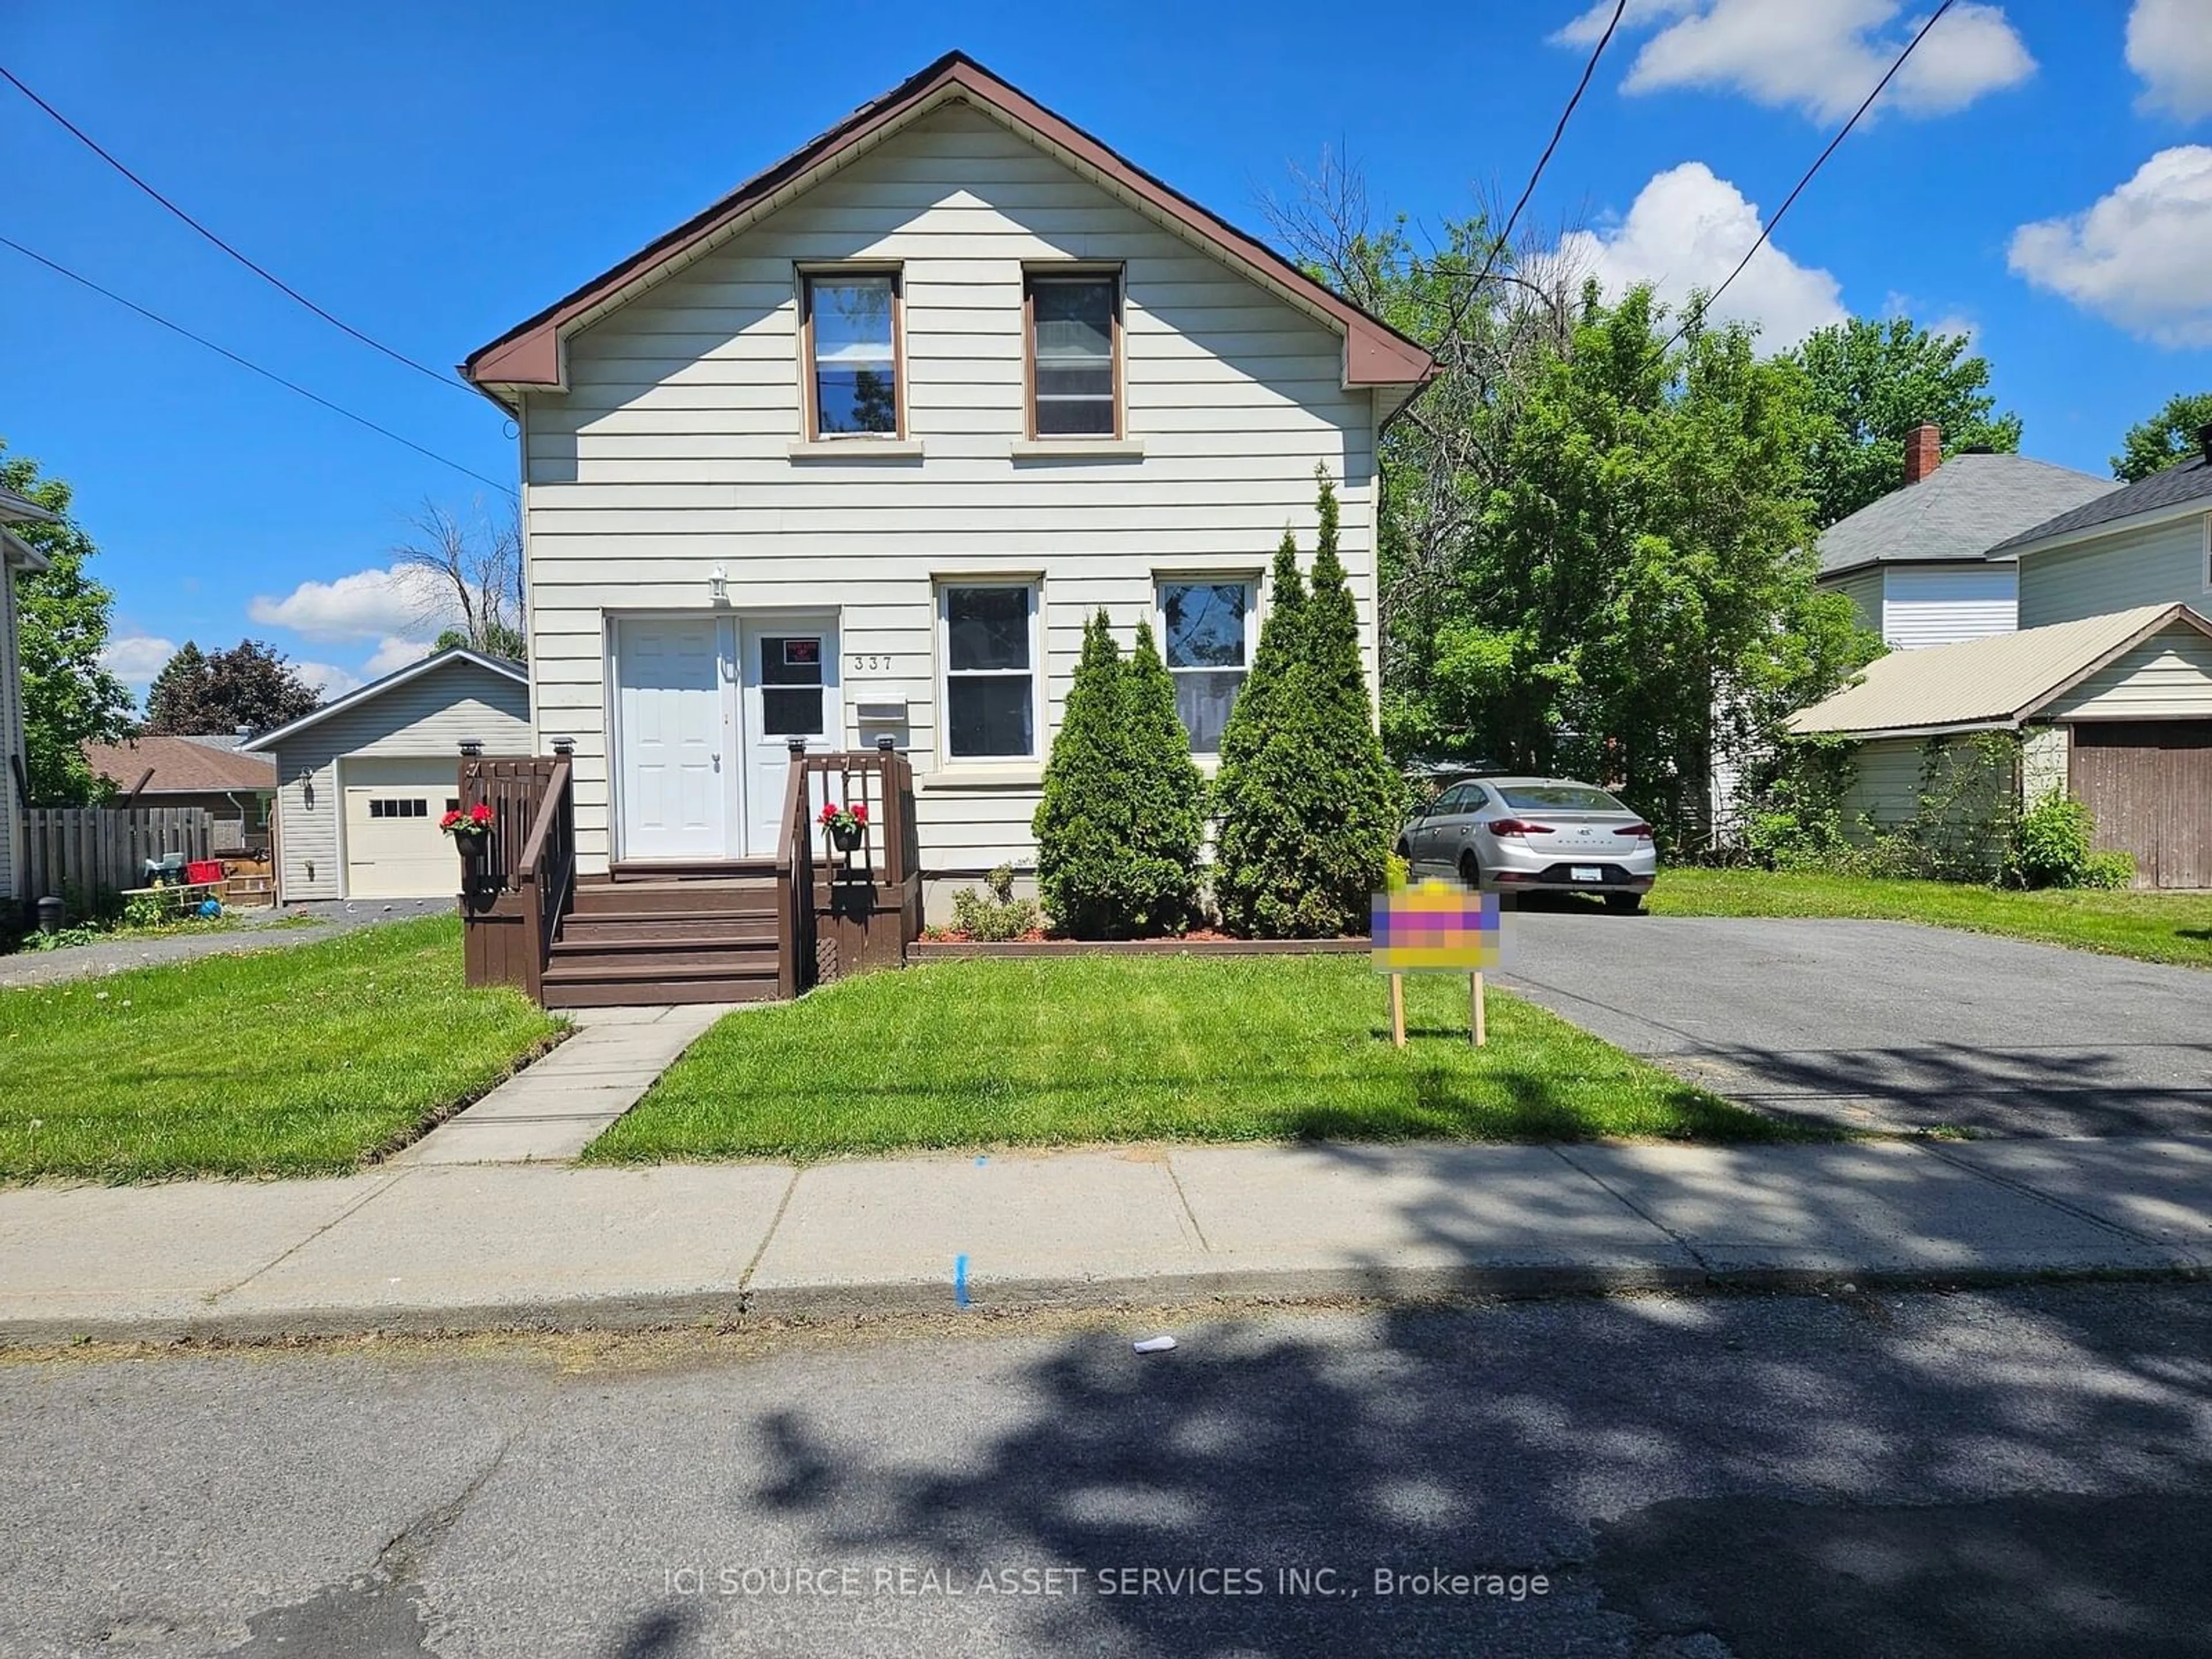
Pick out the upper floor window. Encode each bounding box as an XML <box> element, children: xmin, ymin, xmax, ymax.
<box><xmin>1158</xmin><ymin>578</ymin><xmax>1253</xmax><ymax>753</ymax></box>
<box><xmin>803</xmin><ymin>271</ymin><xmax>902</xmax><ymax>438</ymax></box>
<box><xmin>1027</xmin><ymin>272</ymin><xmax>1119</xmax><ymax>437</ymax></box>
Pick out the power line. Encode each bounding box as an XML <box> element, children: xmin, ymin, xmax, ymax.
<box><xmin>1446</xmin><ymin>0</ymin><xmax>1628</xmax><ymax>332</ymax></box>
<box><xmin>1667</xmin><ymin>0</ymin><xmax>1958</xmax><ymax>352</ymax></box>
<box><xmin>0</xmin><ymin>61</ymin><xmax>473</xmax><ymax>396</ymax></box>
<box><xmin>1</xmin><ymin>233</ymin><xmax>516</xmax><ymax>498</ymax></box>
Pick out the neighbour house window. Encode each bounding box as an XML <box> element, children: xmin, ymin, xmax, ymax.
<box><xmin>1158</xmin><ymin>579</ymin><xmax>1253</xmax><ymax>753</ymax></box>
<box><xmin>803</xmin><ymin>272</ymin><xmax>901</xmax><ymax>438</ymax></box>
<box><xmin>941</xmin><ymin>584</ymin><xmax>1037</xmax><ymax>760</ymax></box>
<box><xmin>1026</xmin><ymin>272</ymin><xmax>1119</xmax><ymax>437</ymax></box>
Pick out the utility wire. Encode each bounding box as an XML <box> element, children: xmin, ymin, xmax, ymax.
<box><xmin>1445</xmin><ymin>0</ymin><xmax>1628</xmax><ymax>333</ymax></box>
<box><xmin>1665</xmin><ymin>0</ymin><xmax>1957</xmax><ymax>353</ymax></box>
<box><xmin>1</xmin><ymin>233</ymin><xmax>516</xmax><ymax>498</ymax></box>
<box><xmin>0</xmin><ymin>62</ymin><xmax>473</xmax><ymax>396</ymax></box>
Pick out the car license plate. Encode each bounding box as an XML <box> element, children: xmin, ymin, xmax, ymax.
<box><xmin>1570</xmin><ymin>866</ymin><xmax>1603</xmax><ymax>882</ymax></box>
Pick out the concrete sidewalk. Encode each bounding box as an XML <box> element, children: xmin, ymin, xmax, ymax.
<box><xmin>3</xmin><ymin>1135</ymin><xmax>2208</xmax><ymax>1343</ymax></box>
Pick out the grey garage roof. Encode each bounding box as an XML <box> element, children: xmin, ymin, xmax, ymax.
<box><xmin>1787</xmin><ymin>603</ymin><xmax>2212</xmax><ymax>738</ymax></box>
<box><xmin>1987</xmin><ymin>453</ymin><xmax>2212</xmax><ymax>556</ymax></box>
<box><xmin>1817</xmin><ymin>453</ymin><xmax>2119</xmax><ymax>578</ymax></box>
<box><xmin>238</xmin><ymin>647</ymin><xmax>527</xmax><ymax>752</ymax></box>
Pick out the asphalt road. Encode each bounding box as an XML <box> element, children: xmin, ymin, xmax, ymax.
<box><xmin>1502</xmin><ymin>910</ymin><xmax>2212</xmax><ymax>1136</ymax></box>
<box><xmin>4</xmin><ymin>1284</ymin><xmax>2210</xmax><ymax>1657</ymax></box>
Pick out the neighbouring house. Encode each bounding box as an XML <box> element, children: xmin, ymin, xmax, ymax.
<box><xmin>1815</xmin><ymin>424</ymin><xmax>2117</xmax><ymax>650</ymax></box>
<box><xmin>1788</xmin><ymin>603</ymin><xmax>2212</xmax><ymax>887</ymax></box>
<box><xmin>80</xmin><ymin>735</ymin><xmax>278</xmax><ymax>854</ymax></box>
<box><xmin>1994</xmin><ymin>428</ymin><xmax>2212</xmax><ymax>630</ymax></box>
<box><xmin>454</xmin><ymin>51</ymin><xmax>1430</xmax><ymax>1004</ymax></box>
<box><xmin>0</xmin><ymin>484</ymin><xmax>53</xmax><ymax>919</ymax></box>
<box><xmin>240</xmin><ymin>648</ymin><xmax>530</xmax><ymax>903</ymax></box>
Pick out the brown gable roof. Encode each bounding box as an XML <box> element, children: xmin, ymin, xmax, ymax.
<box><xmin>462</xmin><ymin>51</ymin><xmax>1433</xmax><ymax>404</ymax></box>
<box><xmin>82</xmin><ymin>736</ymin><xmax>278</xmax><ymax>796</ymax></box>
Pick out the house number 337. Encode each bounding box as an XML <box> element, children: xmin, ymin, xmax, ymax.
<box><xmin>850</xmin><ymin>653</ymin><xmax>893</xmax><ymax>673</ymax></box>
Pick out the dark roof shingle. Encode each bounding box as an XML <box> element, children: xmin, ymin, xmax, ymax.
<box><xmin>1988</xmin><ymin>455</ymin><xmax>2212</xmax><ymax>555</ymax></box>
<box><xmin>1816</xmin><ymin>453</ymin><xmax>2118</xmax><ymax>577</ymax></box>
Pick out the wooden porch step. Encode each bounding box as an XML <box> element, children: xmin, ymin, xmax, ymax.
<box><xmin>569</xmin><ymin>880</ymin><xmax>778</xmax><ymax>918</ymax></box>
<box><xmin>550</xmin><ymin>933</ymin><xmax>777</xmax><ymax>961</ymax></box>
<box><xmin>608</xmin><ymin>858</ymin><xmax>779</xmax><ymax>882</ymax></box>
<box><xmin>540</xmin><ymin>952</ymin><xmax>782</xmax><ymax>1010</ymax></box>
<box><xmin>558</xmin><ymin>912</ymin><xmax>778</xmax><ymax>944</ymax></box>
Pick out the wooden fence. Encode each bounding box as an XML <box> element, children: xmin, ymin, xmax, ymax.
<box><xmin>17</xmin><ymin>807</ymin><xmax>214</xmax><ymax>908</ymax></box>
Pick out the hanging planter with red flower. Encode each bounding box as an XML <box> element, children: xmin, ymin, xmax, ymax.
<box><xmin>818</xmin><ymin>800</ymin><xmax>869</xmax><ymax>853</ymax></box>
<box><xmin>441</xmin><ymin>802</ymin><xmax>495</xmax><ymax>847</ymax></box>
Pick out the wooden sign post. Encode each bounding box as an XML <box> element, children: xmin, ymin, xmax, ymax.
<box><xmin>1373</xmin><ymin>881</ymin><xmax>1503</xmax><ymax>1048</ymax></box>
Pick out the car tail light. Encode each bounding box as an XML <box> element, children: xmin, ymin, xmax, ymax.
<box><xmin>1618</xmin><ymin>822</ymin><xmax>1654</xmax><ymax>839</ymax></box>
<box><xmin>1485</xmin><ymin>819</ymin><xmax>1554</xmax><ymax>838</ymax></box>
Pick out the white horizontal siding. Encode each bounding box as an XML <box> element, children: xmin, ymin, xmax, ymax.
<box><xmin>1821</xmin><ymin>566</ymin><xmax>1882</xmax><ymax>636</ymax></box>
<box><xmin>1839</xmin><ymin>737</ymin><xmax>1930</xmax><ymax>835</ymax></box>
<box><xmin>522</xmin><ymin>100</ymin><xmax>1384</xmax><ymax>876</ymax></box>
<box><xmin>2018</xmin><ymin>514</ymin><xmax>2212</xmax><ymax>629</ymax></box>
<box><xmin>1882</xmin><ymin>563</ymin><xmax>2017</xmax><ymax>649</ymax></box>
<box><xmin>2044</xmin><ymin>626</ymin><xmax>2212</xmax><ymax>719</ymax></box>
<box><xmin>268</xmin><ymin>661</ymin><xmax>531</xmax><ymax>902</ymax></box>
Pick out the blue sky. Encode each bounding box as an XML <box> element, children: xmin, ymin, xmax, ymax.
<box><xmin>4</xmin><ymin>1</ymin><xmax>2209</xmax><ymax>702</ymax></box>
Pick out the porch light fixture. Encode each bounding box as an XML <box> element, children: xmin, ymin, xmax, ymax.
<box><xmin>709</xmin><ymin>565</ymin><xmax>729</xmax><ymax>604</ymax></box>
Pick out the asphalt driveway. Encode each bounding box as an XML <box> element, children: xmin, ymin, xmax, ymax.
<box><xmin>1501</xmin><ymin>911</ymin><xmax>2212</xmax><ymax>1137</ymax></box>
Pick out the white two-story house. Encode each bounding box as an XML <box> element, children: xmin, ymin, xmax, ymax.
<box><xmin>463</xmin><ymin>52</ymin><xmax>1429</xmax><ymax>929</ymax></box>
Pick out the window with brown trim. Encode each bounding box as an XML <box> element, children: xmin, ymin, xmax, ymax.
<box><xmin>802</xmin><ymin>271</ymin><xmax>902</xmax><ymax>437</ymax></box>
<box><xmin>1025</xmin><ymin>271</ymin><xmax>1119</xmax><ymax>437</ymax></box>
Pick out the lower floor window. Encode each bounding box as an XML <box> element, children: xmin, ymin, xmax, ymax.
<box><xmin>941</xmin><ymin>583</ymin><xmax>1037</xmax><ymax>759</ymax></box>
<box><xmin>1159</xmin><ymin>578</ymin><xmax>1254</xmax><ymax>753</ymax></box>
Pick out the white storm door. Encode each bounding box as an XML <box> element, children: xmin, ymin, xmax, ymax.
<box><xmin>739</xmin><ymin>616</ymin><xmax>840</xmax><ymax>857</ymax></box>
<box><xmin>616</xmin><ymin>616</ymin><xmax>733</xmax><ymax>860</ymax></box>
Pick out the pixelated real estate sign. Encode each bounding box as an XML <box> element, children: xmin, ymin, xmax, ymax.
<box><xmin>1371</xmin><ymin>880</ymin><xmax>1506</xmax><ymax>974</ymax></box>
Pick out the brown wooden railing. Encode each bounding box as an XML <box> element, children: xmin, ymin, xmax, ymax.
<box><xmin>459</xmin><ymin>755</ymin><xmax>570</xmax><ymax>997</ymax></box>
<box><xmin>776</xmin><ymin>743</ymin><xmax>921</xmax><ymax>988</ymax></box>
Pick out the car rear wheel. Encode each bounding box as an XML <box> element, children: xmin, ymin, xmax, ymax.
<box><xmin>1458</xmin><ymin>851</ymin><xmax>1483</xmax><ymax>891</ymax></box>
<box><xmin>1604</xmin><ymin>893</ymin><xmax>1643</xmax><ymax>914</ymax></box>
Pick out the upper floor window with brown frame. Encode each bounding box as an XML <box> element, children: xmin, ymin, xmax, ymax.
<box><xmin>802</xmin><ymin>271</ymin><xmax>903</xmax><ymax>438</ymax></box>
<box><xmin>1025</xmin><ymin>271</ymin><xmax>1119</xmax><ymax>437</ymax></box>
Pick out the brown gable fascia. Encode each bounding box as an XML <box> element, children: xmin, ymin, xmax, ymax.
<box><xmin>461</xmin><ymin>52</ymin><xmax>1434</xmax><ymax>406</ymax></box>
<box><xmin>2016</xmin><ymin>603</ymin><xmax>2212</xmax><ymax>723</ymax></box>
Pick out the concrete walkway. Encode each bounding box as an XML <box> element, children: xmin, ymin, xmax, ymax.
<box><xmin>389</xmin><ymin>1003</ymin><xmax>734</xmax><ymax>1165</ymax></box>
<box><xmin>2</xmin><ymin>1134</ymin><xmax>2207</xmax><ymax>1343</ymax></box>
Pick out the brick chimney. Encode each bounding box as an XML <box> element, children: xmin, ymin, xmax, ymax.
<box><xmin>1904</xmin><ymin>423</ymin><xmax>1942</xmax><ymax>485</ymax></box>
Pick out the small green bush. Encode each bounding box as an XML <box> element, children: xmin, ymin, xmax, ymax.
<box><xmin>2006</xmin><ymin>790</ymin><xmax>2099</xmax><ymax>889</ymax></box>
<box><xmin>949</xmin><ymin>865</ymin><xmax>1042</xmax><ymax>941</ymax></box>
<box><xmin>2082</xmin><ymin>849</ymin><xmax>2137</xmax><ymax>889</ymax></box>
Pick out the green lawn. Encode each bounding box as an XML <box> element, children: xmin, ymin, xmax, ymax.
<box><xmin>585</xmin><ymin>954</ymin><xmax>1807</xmax><ymax>1163</ymax></box>
<box><xmin>1650</xmin><ymin>867</ymin><xmax>2212</xmax><ymax>969</ymax></box>
<box><xmin>0</xmin><ymin>916</ymin><xmax>563</xmax><ymax>1182</ymax></box>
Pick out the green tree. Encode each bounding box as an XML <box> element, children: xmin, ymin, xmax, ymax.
<box><xmin>1032</xmin><ymin>612</ymin><xmax>1132</xmax><ymax>938</ymax></box>
<box><xmin>2112</xmin><ymin>391</ymin><xmax>2212</xmax><ymax>482</ymax></box>
<box><xmin>1790</xmin><ymin>316</ymin><xmax>2022</xmax><ymax>528</ymax></box>
<box><xmin>1215</xmin><ymin>474</ymin><xmax>1399</xmax><ymax>936</ymax></box>
<box><xmin>1430</xmin><ymin>287</ymin><xmax>1876</xmax><ymax>847</ymax></box>
<box><xmin>145</xmin><ymin>639</ymin><xmax>321</xmax><ymax>734</ymax></box>
<box><xmin>1</xmin><ymin>442</ymin><xmax>134</xmax><ymax>804</ymax></box>
<box><xmin>1119</xmin><ymin>619</ymin><xmax>1207</xmax><ymax>934</ymax></box>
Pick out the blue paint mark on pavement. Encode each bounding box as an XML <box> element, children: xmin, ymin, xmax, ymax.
<box><xmin>953</xmin><ymin>1253</ymin><xmax>971</xmax><ymax>1309</ymax></box>
<box><xmin>975</xmin><ymin>1155</ymin><xmax>989</xmax><ymax>1166</ymax></box>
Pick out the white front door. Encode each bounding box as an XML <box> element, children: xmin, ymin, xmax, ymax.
<box><xmin>739</xmin><ymin>616</ymin><xmax>839</xmax><ymax>857</ymax></box>
<box><xmin>615</xmin><ymin>616</ymin><xmax>732</xmax><ymax>861</ymax></box>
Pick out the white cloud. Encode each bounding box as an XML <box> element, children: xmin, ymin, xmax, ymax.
<box><xmin>101</xmin><ymin>634</ymin><xmax>177</xmax><ymax>690</ymax></box>
<box><xmin>2008</xmin><ymin>146</ymin><xmax>2212</xmax><ymax>346</ymax></box>
<box><xmin>247</xmin><ymin>564</ymin><xmax>445</xmax><ymax>644</ymax></box>
<box><xmin>1558</xmin><ymin>0</ymin><xmax>2034</xmax><ymax>122</ymax></box>
<box><xmin>2128</xmin><ymin>0</ymin><xmax>2212</xmax><ymax>120</ymax></box>
<box><xmin>363</xmin><ymin>635</ymin><xmax>434</xmax><ymax>678</ymax></box>
<box><xmin>1557</xmin><ymin>162</ymin><xmax>1848</xmax><ymax>346</ymax></box>
<box><xmin>1882</xmin><ymin>291</ymin><xmax>1981</xmax><ymax>348</ymax></box>
<box><xmin>288</xmin><ymin>660</ymin><xmax>363</xmax><ymax>700</ymax></box>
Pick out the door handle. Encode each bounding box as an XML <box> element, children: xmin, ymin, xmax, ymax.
<box><xmin>712</xmin><ymin>753</ymin><xmax>722</xmax><ymax>772</ymax></box>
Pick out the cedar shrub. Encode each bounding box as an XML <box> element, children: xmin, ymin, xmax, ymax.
<box><xmin>1119</xmin><ymin>619</ymin><xmax>1207</xmax><ymax>933</ymax></box>
<box><xmin>1033</xmin><ymin>611</ymin><xmax>1129</xmax><ymax>937</ymax></box>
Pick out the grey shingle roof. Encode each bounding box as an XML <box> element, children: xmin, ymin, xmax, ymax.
<box><xmin>1987</xmin><ymin>454</ymin><xmax>2212</xmax><ymax>555</ymax></box>
<box><xmin>1816</xmin><ymin>453</ymin><xmax>2118</xmax><ymax>577</ymax></box>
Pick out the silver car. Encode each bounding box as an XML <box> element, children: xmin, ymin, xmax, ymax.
<box><xmin>1398</xmin><ymin>775</ymin><xmax>1657</xmax><ymax>911</ymax></box>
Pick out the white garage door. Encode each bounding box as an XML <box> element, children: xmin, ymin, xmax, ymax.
<box><xmin>342</xmin><ymin>757</ymin><xmax>464</xmax><ymax>899</ymax></box>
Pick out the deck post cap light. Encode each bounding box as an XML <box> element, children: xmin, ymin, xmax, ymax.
<box><xmin>551</xmin><ymin>737</ymin><xmax>576</xmax><ymax>756</ymax></box>
<box><xmin>875</xmin><ymin>734</ymin><xmax>896</xmax><ymax>751</ymax></box>
<box><xmin>459</xmin><ymin>738</ymin><xmax>484</xmax><ymax>757</ymax></box>
<box><xmin>787</xmin><ymin>737</ymin><xmax>807</xmax><ymax>755</ymax></box>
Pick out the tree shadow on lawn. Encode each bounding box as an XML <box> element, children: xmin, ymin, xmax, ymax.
<box><xmin>614</xmin><ymin>1285</ymin><xmax>2212</xmax><ymax>1657</ymax></box>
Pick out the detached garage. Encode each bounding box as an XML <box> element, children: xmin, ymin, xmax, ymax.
<box><xmin>1789</xmin><ymin>603</ymin><xmax>2212</xmax><ymax>888</ymax></box>
<box><xmin>243</xmin><ymin>649</ymin><xmax>531</xmax><ymax>904</ymax></box>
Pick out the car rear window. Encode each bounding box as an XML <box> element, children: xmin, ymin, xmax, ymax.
<box><xmin>1496</xmin><ymin>784</ymin><xmax>1627</xmax><ymax>813</ymax></box>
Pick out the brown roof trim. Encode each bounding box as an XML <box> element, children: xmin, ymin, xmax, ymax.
<box><xmin>461</xmin><ymin>51</ymin><xmax>1434</xmax><ymax>404</ymax></box>
<box><xmin>2016</xmin><ymin>603</ymin><xmax>2212</xmax><ymax>722</ymax></box>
